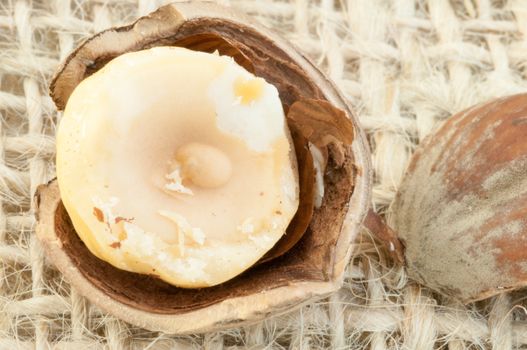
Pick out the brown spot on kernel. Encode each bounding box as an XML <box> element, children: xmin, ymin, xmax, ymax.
<box><xmin>115</xmin><ymin>216</ymin><xmax>133</xmax><ymax>224</ymax></box>
<box><xmin>110</xmin><ymin>242</ymin><xmax>121</xmax><ymax>249</ymax></box>
<box><xmin>275</xmin><ymin>210</ymin><xmax>282</xmax><ymax>215</ymax></box>
<box><xmin>93</xmin><ymin>207</ymin><xmax>104</xmax><ymax>222</ymax></box>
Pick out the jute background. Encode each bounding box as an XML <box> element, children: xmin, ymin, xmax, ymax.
<box><xmin>1</xmin><ymin>0</ymin><xmax>527</xmax><ymax>348</ymax></box>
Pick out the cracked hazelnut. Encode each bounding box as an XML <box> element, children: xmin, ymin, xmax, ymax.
<box><xmin>36</xmin><ymin>2</ymin><xmax>371</xmax><ymax>333</ymax></box>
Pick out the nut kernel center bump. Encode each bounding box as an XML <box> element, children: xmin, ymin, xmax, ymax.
<box><xmin>174</xmin><ymin>142</ymin><xmax>232</xmax><ymax>189</ymax></box>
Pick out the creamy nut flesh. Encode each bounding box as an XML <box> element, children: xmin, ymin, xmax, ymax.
<box><xmin>56</xmin><ymin>47</ymin><xmax>299</xmax><ymax>288</ymax></box>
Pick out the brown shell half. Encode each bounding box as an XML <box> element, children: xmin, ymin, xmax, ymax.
<box><xmin>261</xmin><ymin>99</ymin><xmax>356</xmax><ymax>262</ymax></box>
<box><xmin>37</xmin><ymin>2</ymin><xmax>372</xmax><ymax>333</ymax></box>
<box><xmin>392</xmin><ymin>94</ymin><xmax>527</xmax><ymax>303</ymax></box>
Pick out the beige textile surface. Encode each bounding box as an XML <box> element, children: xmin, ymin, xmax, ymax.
<box><xmin>1</xmin><ymin>0</ymin><xmax>527</xmax><ymax>348</ymax></box>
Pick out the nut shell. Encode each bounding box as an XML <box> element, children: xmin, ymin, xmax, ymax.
<box><xmin>392</xmin><ymin>94</ymin><xmax>527</xmax><ymax>303</ymax></box>
<box><xmin>37</xmin><ymin>2</ymin><xmax>372</xmax><ymax>333</ymax></box>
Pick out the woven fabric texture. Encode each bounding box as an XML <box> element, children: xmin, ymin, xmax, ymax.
<box><xmin>1</xmin><ymin>0</ymin><xmax>527</xmax><ymax>349</ymax></box>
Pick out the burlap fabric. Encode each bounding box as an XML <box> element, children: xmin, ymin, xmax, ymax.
<box><xmin>1</xmin><ymin>0</ymin><xmax>527</xmax><ymax>348</ymax></box>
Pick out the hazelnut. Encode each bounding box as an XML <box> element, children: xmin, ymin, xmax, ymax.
<box><xmin>36</xmin><ymin>2</ymin><xmax>371</xmax><ymax>333</ymax></box>
<box><xmin>392</xmin><ymin>94</ymin><xmax>527</xmax><ymax>303</ymax></box>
